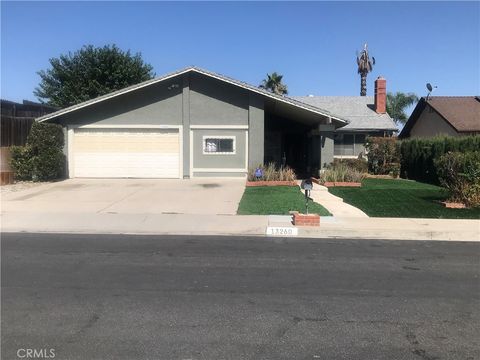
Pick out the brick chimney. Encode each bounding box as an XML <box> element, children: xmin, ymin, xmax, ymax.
<box><xmin>374</xmin><ymin>76</ymin><xmax>386</xmax><ymax>114</ymax></box>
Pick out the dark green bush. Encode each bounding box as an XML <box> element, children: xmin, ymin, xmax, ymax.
<box><xmin>400</xmin><ymin>136</ymin><xmax>480</xmax><ymax>184</ymax></box>
<box><xmin>435</xmin><ymin>151</ymin><xmax>480</xmax><ymax>207</ymax></box>
<box><xmin>31</xmin><ymin>148</ymin><xmax>65</xmax><ymax>181</ymax></box>
<box><xmin>10</xmin><ymin>122</ymin><xmax>65</xmax><ymax>181</ymax></box>
<box><xmin>365</xmin><ymin>137</ymin><xmax>400</xmax><ymax>175</ymax></box>
<box><xmin>10</xmin><ymin>146</ymin><xmax>33</xmax><ymax>180</ymax></box>
<box><xmin>27</xmin><ymin>121</ymin><xmax>64</xmax><ymax>152</ymax></box>
<box><xmin>332</xmin><ymin>158</ymin><xmax>368</xmax><ymax>173</ymax></box>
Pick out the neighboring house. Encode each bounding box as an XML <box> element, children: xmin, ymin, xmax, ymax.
<box><xmin>399</xmin><ymin>96</ymin><xmax>480</xmax><ymax>138</ymax></box>
<box><xmin>294</xmin><ymin>77</ymin><xmax>397</xmax><ymax>159</ymax></box>
<box><xmin>37</xmin><ymin>67</ymin><xmax>396</xmax><ymax>179</ymax></box>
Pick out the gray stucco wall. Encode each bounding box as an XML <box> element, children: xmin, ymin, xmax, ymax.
<box><xmin>191</xmin><ymin>129</ymin><xmax>247</xmax><ymax>170</ymax></box>
<box><xmin>410</xmin><ymin>106</ymin><xmax>458</xmax><ymax>138</ymax></box>
<box><xmin>248</xmin><ymin>94</ymin><xmax>264</xmax><ymax>169</ymax></box>
<box><xmin>189</xmin><ymin>73</ymin><xmax>249</xmax><ymax>126</ymax></box>
<box><xmin>57</xmin><ymin>80</ymin><xmax>183</xmax><ymax>126</ymax></box>
<box><xmin>182</xmin><ymin>75</ymin><xmax>191</xmax><ymax>178</ymax></box>
<box><xmin>193</xmin><ymin>172</ymin><xmax>246</xmax><ymax>177</ymax></box>
<box><xmin>319</xmin><ymin>124</ymin><xmax>335</xmax><ymax>169</ymax></box>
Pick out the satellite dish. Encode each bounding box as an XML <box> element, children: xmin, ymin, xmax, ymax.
<box><xmin>426</xmin><ymin>83</ymin><xmax>437</xmax><ymax>100</ymax></box>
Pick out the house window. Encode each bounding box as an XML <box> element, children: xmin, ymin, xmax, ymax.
<box><xmin>203</xmin><ymin>136</ymin><xmax>236</xmax><ymax>155</ymax></box>
<box><xmin>334</xmin><ymin>133</ymin><xmax>366</xmax><ymax>156</ymax></box>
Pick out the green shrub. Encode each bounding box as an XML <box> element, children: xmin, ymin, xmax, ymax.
<box><xmin>365</xmin><ymin>137</ymin><xmax>400</xmax><ymax>175</ymax></box>
<box><xmin>319</xmin><ymin>162</ymin><xmax>366</xmax><ymax>183</ymax></box>
<box><xmin>400</xmin><ymin>136</ymin><xmax>480</xmax><ymax>184</ymax></box>
<box><xmin>10</xmin><ymin>146</ymin><xmax>34</xmax><ymax>180</ymax></box>
<box><xmin>9</xmin><ymin>122</ymin><xmax>65</xmax><ymax>181</ymax></box>
<box><xmin>332</xmin><ymin>158</ymin><xmax>368</xmax><ymax>173</ymax></box>
<box><xmin>27</xmin><ymin>121</ymin><xmax>64</xmax><ymax>152</ymax></box>
<box><xmin>248</xmin><ymin>163</ymin><xmax>296</xmax><ymax>182</ymax></box>
<box><xmin>435</xmin><ymin>151</ymin><xmax>480</xmax><ymax>207</ymax></box>
<box><xmin>31</xmin><ymin>148</ymin><xmax>65</xmax><ymax>181</ymax></box>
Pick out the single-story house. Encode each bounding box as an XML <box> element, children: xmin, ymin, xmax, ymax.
<box><xmin>37</xmin><ymin>67</ymin><xmax>396</xmax><ymax>179</ymax></box>
<box><xmin>399</xmin><ymin>96</ymin><xmax>480</xmax><ymax>138</ymax></box>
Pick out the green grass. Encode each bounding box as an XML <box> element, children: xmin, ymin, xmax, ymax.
<box><xmin>237</xmin><ymin>186</ymin><xmax>332</xmax><ymax>216</ymax></box>
<box><xmin>329</xmin><ymin>178</ymin><xmax>480</xmax><ymax>219</ymax></box>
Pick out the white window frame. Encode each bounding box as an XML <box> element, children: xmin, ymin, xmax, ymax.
<box><xmin>202</xmin><ymin>135</ymin><xmax>236</xmax><ymax>155</ymax></box>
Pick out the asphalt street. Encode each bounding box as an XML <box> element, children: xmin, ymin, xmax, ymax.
<box><xmin>1</xmin><ymin>233</ymin><xmax>479</xmax><ymax>360</ymax></box>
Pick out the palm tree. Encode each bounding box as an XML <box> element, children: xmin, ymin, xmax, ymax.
<box><xmin>386</xmin><ymin>92</ymin><xmax>419</xmax><ymax>125</ymax></box>
<box><xmin>356</xmin><ymin>43</ymin><xmax>375</xmax><ymax>96</ymax></box>
<box><xmin>259</xmin><ymin>72</ymin><xmax>288</xmax><ymax>95</ymax></box>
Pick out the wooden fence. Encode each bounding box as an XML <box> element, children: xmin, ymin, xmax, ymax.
<box><xmin>1</xmin><ymin>117</ymin><xmax>35</xmax><ymax>147</ymax></box>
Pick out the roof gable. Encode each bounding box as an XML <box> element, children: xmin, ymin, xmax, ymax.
<box><xmin>37</xmin><ymin>67</ymin><xmax>348</xmax><ymax>125</ymax></box>
<box><xmin>400</xmin><ymin>96</ymin><xmax>480</xmax><ymax>137</ymax></box>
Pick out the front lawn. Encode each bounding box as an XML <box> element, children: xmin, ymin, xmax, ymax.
<box><xmin>237</xmin><ymin>186</ymin><xmax>331</xmax><ymax>216</ymax></box>
<box><xmin>329</xmin><ymin>178</ymin><xmax>480</xmax><ymax>219</ymax></box>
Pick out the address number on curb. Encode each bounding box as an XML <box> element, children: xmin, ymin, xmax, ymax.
<box><xmin>266</xmin><ymin>227</ymin><xmax>298</xmax><ymax>237</ymax></box>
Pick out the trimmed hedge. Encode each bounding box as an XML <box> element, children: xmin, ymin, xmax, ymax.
<box><xmin>400</xmin><ymin>136</ymin><xmax>480</xmax><ymax>184</ymax></box>
<box><xmin>10</xmin><ymin>121</ymin><xmax>65</xmax><ymax>181</ymax></box>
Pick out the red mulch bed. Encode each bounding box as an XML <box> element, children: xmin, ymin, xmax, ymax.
<box><xmin>442</xmin><ymin>202</ymin><xmax>467</xmax><ymax>209</ymax></box>
<box><xmin>311</xmin><ymin>178</ymin><xmax>361</xmax><ymax>187</ymax></box>
<box><xmin>246</xmin><ymin>181</ymin><xmax>298</xmax><ymax>187</ymax></box>
<box><xmin>323</xmin><ymin>182</ymin><xmax>362</xmax><ymax>187</ymax></box>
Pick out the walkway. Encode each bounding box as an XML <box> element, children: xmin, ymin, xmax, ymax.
<box><xmin>308</xmin><ymin>183</ymin><xmax>369</xmax><ymax>218</ymax></box>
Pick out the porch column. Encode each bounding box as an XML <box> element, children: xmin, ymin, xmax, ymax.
<box><xmin>319</xmin><ymin>124</ymin><xmax>335</xmax><ymax>169</ymax></box>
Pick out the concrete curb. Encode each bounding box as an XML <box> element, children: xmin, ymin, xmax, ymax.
<box><xmin>1</xmin><ymin>212</ymin><xmax>478</xmax><ymax>242</ymax></box>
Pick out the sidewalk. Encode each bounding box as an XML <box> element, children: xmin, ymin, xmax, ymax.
<box><xmin>2</xmin><ymin>211</ymin><xmax>478</xmax><ymax>241</ymax></box>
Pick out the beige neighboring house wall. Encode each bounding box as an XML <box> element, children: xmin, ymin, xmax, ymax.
<box><xmin>409</xmin><ymin>106</ymin><xmax>458</xmax><ymax>138</ymax></box>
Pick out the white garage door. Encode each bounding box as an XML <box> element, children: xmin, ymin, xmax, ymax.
<box><xmin>72</xmin><ymin>128</ymin><xmax>180</xmax><ymax>178</ymax></box>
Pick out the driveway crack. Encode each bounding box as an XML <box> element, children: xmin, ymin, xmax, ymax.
<box><xmin>96</xmin><ymin>187</ymin><xmax>145</xmax><ymax>214</ymax></box>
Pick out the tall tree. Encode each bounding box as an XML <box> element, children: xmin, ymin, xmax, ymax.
<box><xmin>259</xmin><ymin>72</ymin><xmax>288</xmax><ymax>95</ymax></box>
<box><xmin>356</xmin><ymin>43</ymin><xmax>375</xmax><ymax>96</ymax></box>
<box><xmin>34</xmin><ymin>44</ymin><xmax>155</xmax><ymax>108</ymax></box>
<box><xmin>386</xmin><ymin>92</ymin><xmax>419</xmax><ymax>125</ymax></box>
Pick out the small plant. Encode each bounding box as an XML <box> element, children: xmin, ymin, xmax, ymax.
<box><xmin>247</xmin><ymin>163</ymin><xmax>296</xmax><ymax>182</ymax></box>
<box><xmin>318</xmin><ymin>162</ymin><xmax>366</xmax><ymax>184</ymax></box>
<box><xmin>435</xmin><ymin>151</ymin><xmax>480</xmax><ymax>207</ymax></box>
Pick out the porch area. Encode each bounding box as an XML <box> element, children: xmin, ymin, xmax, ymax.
<box><xmin>262</xmin><ymin>99</ymin><xmax>341</xmax><ymax>177</ymax></box>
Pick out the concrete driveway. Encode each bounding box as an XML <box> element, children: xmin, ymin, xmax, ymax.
<box><xmin>1</xmin><ymin>178</ymin><xmax>246</xmax><ymax>215</ymax></box>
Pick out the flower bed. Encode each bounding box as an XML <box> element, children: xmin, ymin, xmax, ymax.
<box><xmin>246</xmin><ymin>180</ymin><xmax>298</xmax><ymax>187</ymax></box>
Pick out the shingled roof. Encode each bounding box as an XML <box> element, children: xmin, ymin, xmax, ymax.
<box><xmin>400</xmin><ymin>96</ymin><xmax>480</xmax><ymax>137</ymax></box>
<box><xmin>293</xmin><ymin>96</ymin><xmax>397</xmax><ymax>132</ymax></box>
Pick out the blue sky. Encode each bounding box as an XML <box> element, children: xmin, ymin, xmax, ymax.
<box><xmin>1</xmin><ymin>1</ymin><xmax>479</xmax><ymax>107</ymax></box>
